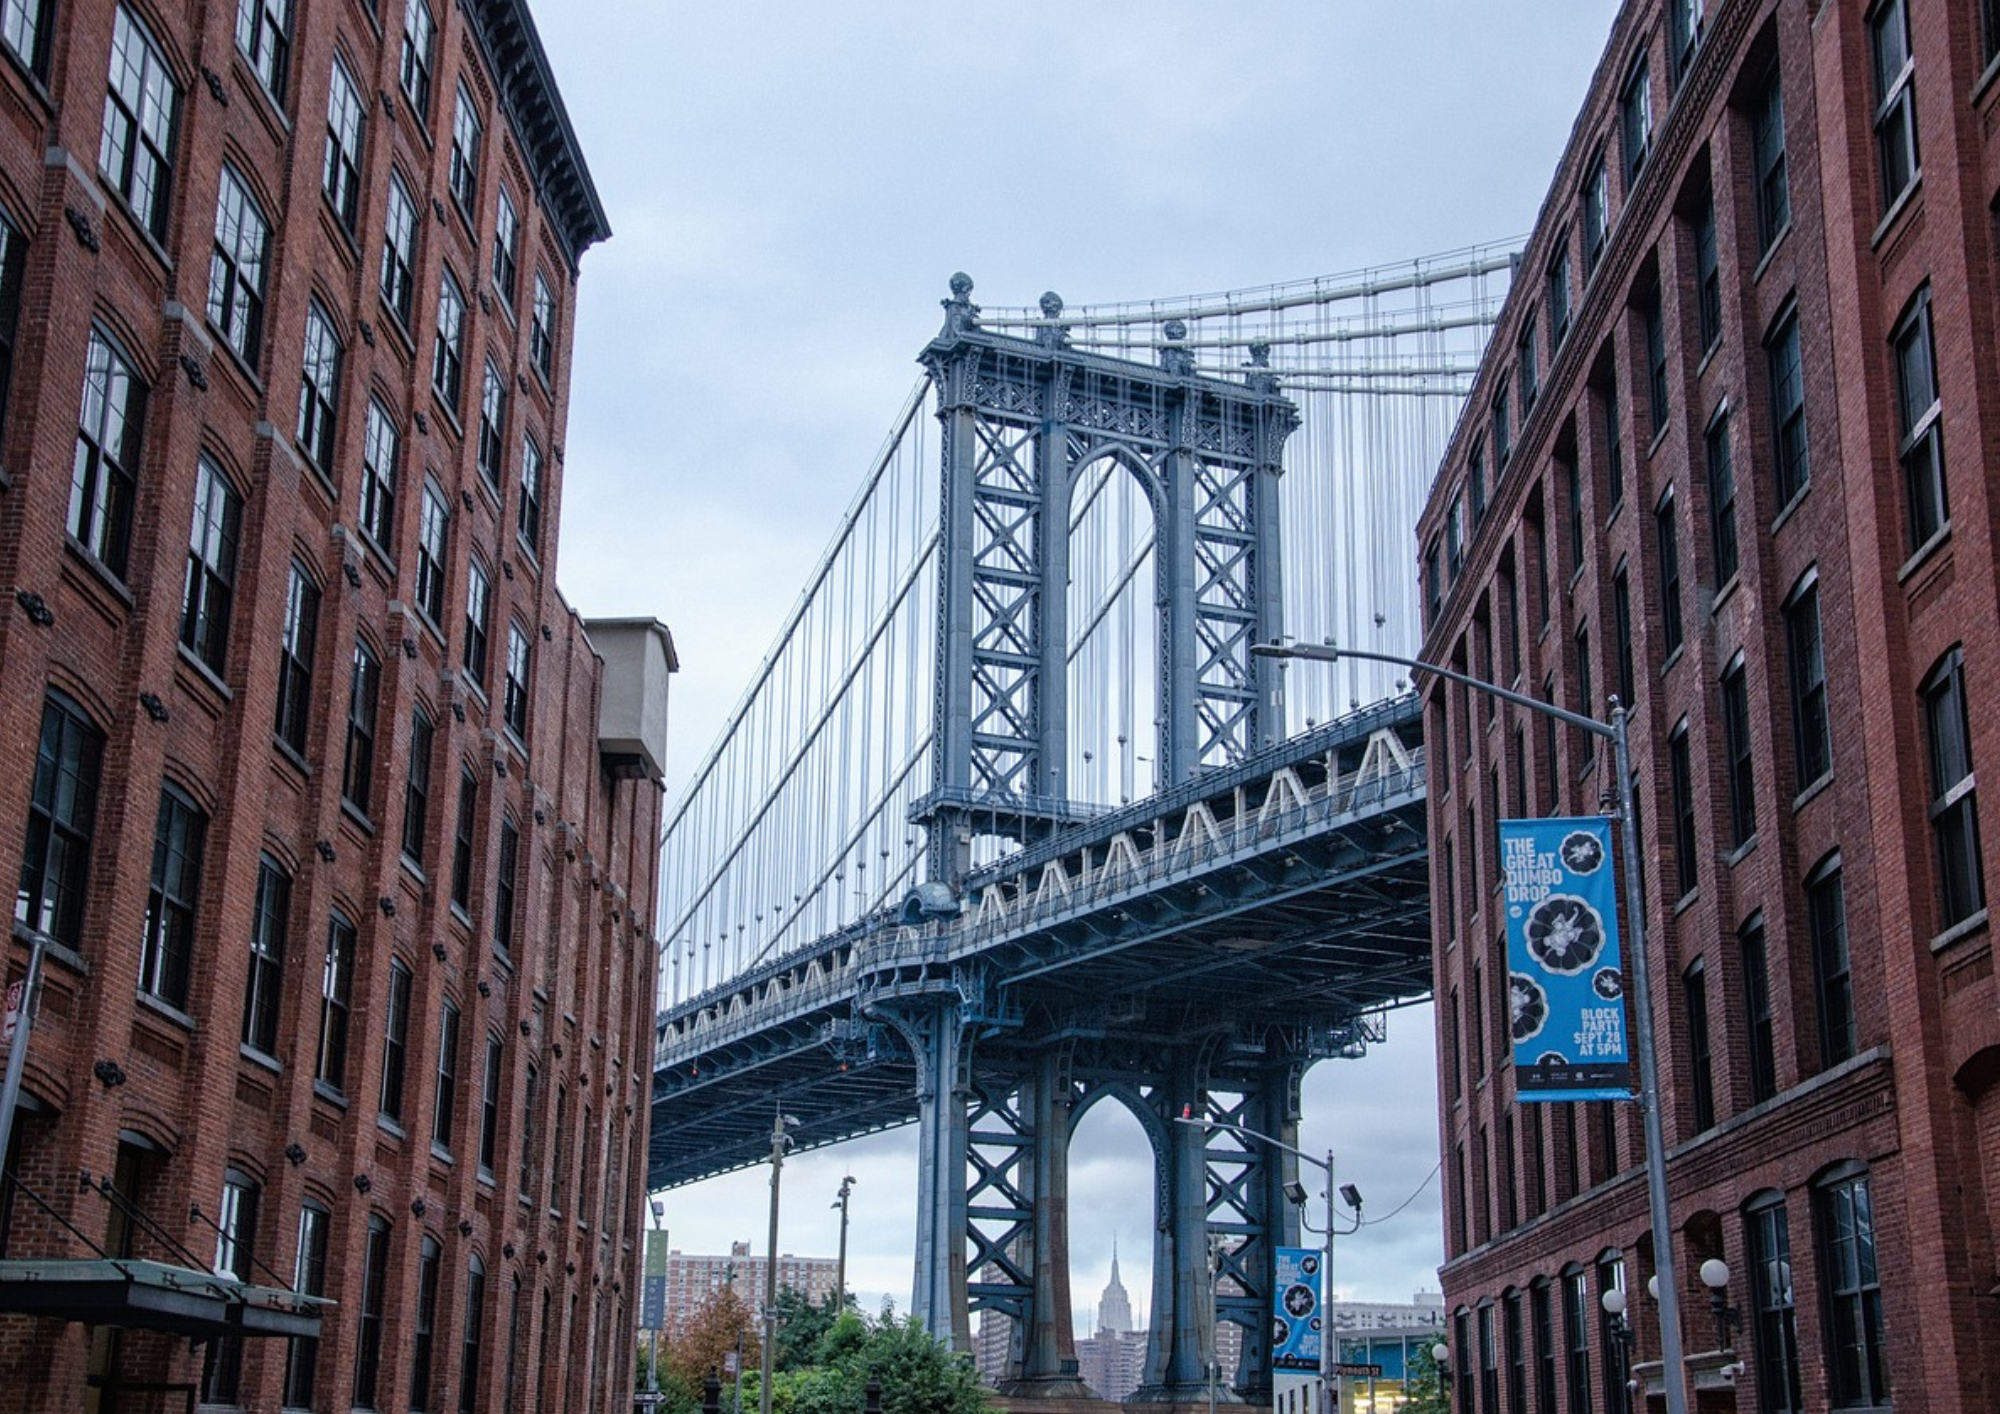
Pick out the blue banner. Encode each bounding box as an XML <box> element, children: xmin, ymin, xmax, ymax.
<box><xmin>1501</xmin><ymin>817</ymin><xmax>1633</xmax><ymax>1102</ymax></box>
<box><xmin>1271</xmin><ymin>1246</ymin><xmax>1323</xmax><ymax>1371</ymax></box>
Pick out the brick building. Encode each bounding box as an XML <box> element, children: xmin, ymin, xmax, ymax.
<box><xmin>1419</xmin><ymin>1</ymin><xmax>2000</xmax><ymax>1410</ymax></box>
<box><xmin>659</xmin><ymin>1240</ymin><xmax>842</xmax><ymax>1326</ymax></box>
<box><xmin>0</xmin><ymin>2</ymin><xmax>671</xmax><ymax>1413</ymax></box>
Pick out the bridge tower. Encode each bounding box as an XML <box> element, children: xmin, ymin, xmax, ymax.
<box><xmin>897</xmin><ymin>277</ymin><xmax>1307</xmax><ymax>1404</ymax></box>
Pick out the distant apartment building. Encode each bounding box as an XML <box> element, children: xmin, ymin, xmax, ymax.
<box><xmin>664</xmin><ymin>1241</ymin><xmax>841</xmax><ymax>1325</ymax></box>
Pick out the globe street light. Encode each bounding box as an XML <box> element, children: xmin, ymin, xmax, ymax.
<box><xmin>1253</xmin><ymin>640</ymin><xmax>1691</xmax><ymax>1414</ymax></box>
<box><xmin>1431</xmin><ymin>1340</ymin><xmax>1450</xmax><ymax>1409</ymax></box>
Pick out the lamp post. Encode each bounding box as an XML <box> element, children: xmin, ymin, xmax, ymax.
<box><xmin>647</xmin><ymin>1198</ymin><xmax>667</xmax><ymax>1401</ymax></box>
<box><xmin>832</xmin><ymin>1175</ymin><xmax>855</xmax><ymax>1307</ymax></box>
<box><xmin>1173</xmin><ymin>1114</ymin><xmax>1354</xmax><ymax>1414</ymax></box>
<box><xmin>760</xmin><ymin>1112</ymin><xmax>799</xmax><ymax>1414</ymax></box>
<box><xmin>1252</xmin><ymin>640</ymin><xmax>1691</xmax><ymax>1414</ymax></box>
<box><xmin>1431</xmin><ymin>1340</ymin><xmax>1450</xmax><ymax>1409</ymax></box>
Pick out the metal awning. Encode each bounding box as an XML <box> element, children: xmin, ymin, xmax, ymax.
<box><xmin>0</xmin><ymin>1259</ymin><xmax>325</xmax><ymax>1340</ymax></box>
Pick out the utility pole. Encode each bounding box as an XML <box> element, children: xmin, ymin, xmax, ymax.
<box><xmin>832</xmin><ymin>1175</ymin><xmax>855</xmax><ymax>1305</ymax></box>
<box><xmin>760</xmin><ymin>1112</ymin><xmax>797</xmax><ymax>1414</ymax></box>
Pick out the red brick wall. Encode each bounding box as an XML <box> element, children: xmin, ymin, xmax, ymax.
<box><xmin>0</xmin><ymin>3</ymin><xmax>657</xmax><ymax>1411</ymax></box>
<box><xmin>1418</xmin><ymin>2</ymin><xmax>2000</xmax><ymax>1410</ymax></box>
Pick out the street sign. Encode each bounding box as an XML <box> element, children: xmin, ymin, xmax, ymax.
<box><xmin>1332</xmin><ymin>1362</ymin><xmax>1383</xmax><ymax>1378</ymax></box>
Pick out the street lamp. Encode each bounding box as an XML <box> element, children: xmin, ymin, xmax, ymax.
<box><xmin>1431</xmin><ymin>1340</ymin><xmax>1450</xmax><ymax>1409</ymax></box>
<box><xmin>760</xmin><ymin>1112</ymin><xmax>800</xmax><ymax>1414</ymax></box>
<box><xmin>1254</xmin><ymin>640</ymin><xmax>1691</xmax><ymax>1414</ymax></box>
<box><xmin>1698</xmin><ymin>1259</ymin><xmax>1741</xmax><ymax>1350</ymax></box>
<box><xmin>648</xmin><ymin>1198</ymin><xmax>667</xmax><ymax>1401</ymax></box>
<box><xmin>831</xmin><ymin>1175</ymin><xmax>856</xmax><ymax>1306</ymax></box>
<box><xmin>1173</xmin><ymin>1113</ymin><xmax>1355</xmax><ymax>1414</ymax></box>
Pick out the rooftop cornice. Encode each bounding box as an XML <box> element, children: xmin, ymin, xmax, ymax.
<box><xmin>461</xmin><ymin>0</ymin><xmax>612</xmax><ymax>271</ymax></box>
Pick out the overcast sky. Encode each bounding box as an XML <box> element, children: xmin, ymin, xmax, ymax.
<box><xmin>532</xmin><ymin>1</ymin><xmax>1619</xmax><ymax>1326</ymax></box>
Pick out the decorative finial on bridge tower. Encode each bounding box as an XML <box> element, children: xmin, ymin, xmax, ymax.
<box><xmin>940</xmin><ymin>272</ymin><xmax>981</xmax><ymax>338</ymax></box>
<box><xmin>1036</xmin><ymin>291</ymin><xmax>1069</xmax><ymax>349</ymax></box>
<box><xmin>1245</xmin><ymin>340</ymin><xmax>1279</xmax><ymax>395</ymax></box>
<box><xmin>1159</xmin><ymin>318</ymin><xmax>1195</xmax><ymax>376</ymax></box>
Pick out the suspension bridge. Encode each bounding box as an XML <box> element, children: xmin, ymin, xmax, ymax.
<box><xmin>648</xmin><ymin>242</ymin><xmax>1515</xmax><ymax>1404</ymax></box>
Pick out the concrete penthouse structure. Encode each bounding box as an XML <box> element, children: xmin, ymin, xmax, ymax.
<box><xmin>0</xmin><ymin>2</ymin><xmax>672</xmax><ymax>1413</ymax></box>
<box><xmin>1419</xmin><ymin>1</ymin><xmax>2000</xmax><ymax>1411</ymax></box>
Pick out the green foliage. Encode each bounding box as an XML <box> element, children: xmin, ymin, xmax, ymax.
<box><xmin>733</xmin><ymin>1304</ymin><xmax>989</xmax><ymax>1414</ymax></box>
<box><xmin>1399</xmin><ymin>1342</ymin><xmax>1450</xmax><ymax>1414</ymax></box>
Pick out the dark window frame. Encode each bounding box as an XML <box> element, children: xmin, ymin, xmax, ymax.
<box><xmin>17</xmin><ymin>692</ymin><xmax>105</xmax><ymax>949</ymax></box>
<box><xmin>1921</xmin><ymin>646</ymin><xmax>1984</xmax><ymax>929</ymax></box>
<box><xmin>1892</xmin><ymin>286</ymin><xmax>1947</xmax><ymax>551</ymax></box>
<box><xmin>99</xmin><ymin>5</ymin><xmax>179</xmax><ymax>241</ymax></box>
<box><xmin>140</xmin><ymin>784</ymin><xmax>205</xmax><ymax>1008</ymax></box>
<box><xmin>207</xmin><ymin>164</ymin><xmax>272</xmax><ymax>363</ymax></box>
<box><xmin>70</xmin><ymin>327</ymin><xmax>147</xmax><ymax>577</ymax></box>
<box><xmin>181</xmin><ymin>456</ymin><xmax>241</xmax><ymax>673</ymax></box>
<box><xmin>316</xmin><ymin>910</ymin><xmax>356</xmax><ymax>1091</ymax></box>
<box><xmin>241</xmin><ymin>854</ymin><xmax>289</xmax><ymax>1056</ymax></box>
<box><xmin>1807</xmin><ymin>855</ymin><xmax>1856</xmax><ymax>1067</ymax></box>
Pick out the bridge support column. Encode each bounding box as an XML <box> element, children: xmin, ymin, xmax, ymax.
<box><xmin>1135</xmin><ymin>1054</ymin><xmax>1231</xmax><ymax>1404</ymax></box>
<box><xmin>997</xmin><ymin>1049</ymin><xmax>1089</xmax><ymax>1397</ymax></box>
<box><xmin>886</xmin><ymin>997</ymin><xmax>973</xmax><ymax>1351</ymax></box>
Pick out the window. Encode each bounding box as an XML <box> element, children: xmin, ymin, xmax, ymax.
<box><xmin>1704</xmin><ymin>410</ymin><xmax>1737</xmax><ymax>586</ymax></box>
<box><xmin>1565</xmin><ymin>457</ymin><xmax>1585</xmax><ymax>568</ymax></box>
<box><xmin>1</xmin><ymin>0</ymin><xmax>50</xmax><ymax>76</ymax></box>
<box><xmin>235</xmin><ymin>0</ymin><xmax>290</xmax><ymax>102</ymax></box>
<box><xmin>476</xmin><ymin>361</ymin><xmax>507</xmax><ymax>487</ymax></box>
<box><xmin>1547</xmin><ymin>241</ymin><xmax>1571</xmax><ymax>346</ymax></box>
<box><xmin>359</xmin><ymin>398</ymin><xmax>399</xmax><ymax>547</ymax></box>
<box><xmin>1742</xmin><ymin>916</ymin><xmax>1778</xmax><ymax>1104</ymax></box>
<box><xmin>1532</xmin><ymin>1280</ymin><xmax>1557</xmax><ymax>1414</ymax></box>
<box><xmin>1612</xmin><ymin>566</ymin><xmax>1634</xmax><ymax>708</ymax></box>
<box><xmin>519</xmin><ymin>1064</ymin><xmax>540</xmax><ymax>1199</ymax></box>
<box><xmin>355</xmin><ymin>1215</ymin><xmax>390</xmax><ymax>1408</ymax></box>
<box><xmin>1893</xmin><ymin>289</ymin><xmax>1947</xmax><ymax>550</ymax></box>
<box><xmin>1752</xmin><ymin>63</ymin><xmax>1790</xmax><ymax>253</ymax></box>
<box><xmin>202</xmin><ymin>1169</ymin><xmax>259</xmax><ymax>1401</ymax></box>
<box><xmin>181</xmin><ymin>456</ymin><xmax>241</xmax><ymax>673</ymax></box>
<box><xmin>504</xmin><ymin>622</ymin><xmax>531</xmax><ymax>738</ymax></box>
<box><xmin>416</xmin><ymin>481</ymin><xmax>450</xmax><ymax>623</ymax></box>
<box><xmin>495</xmin><ymin>817</ymin><xmax>519</xmax><ymax>956</ymax></box>
<box><xmin>17</xmin><ymin>692</ymin><xmax>104</xmax><ymax>949</ymax></box>
<box><xmin>381</xmin><ymin>959</ymin><xmax>413</xmax><ymax>1123</ymax></box>
<box><xmin>1987</xmin><ymin>0</ymin><xmax>2000</xmax><ymax>67</ymax></box>
<box><xmin>100</xmin><ymin>6</ymin><xmax>178</xmax><ymax>240</ymax></box>
<box><xmin>1871</xmin><ymin>0</ymin><xmax>1918</xmax><ymax>212</ymax></box>
<box><xmin>208</xmin><ymin>166</ymin><xmax>271</xmax><ymax>362</ymax></box>
<box><xmin>1478</xmin><ymin>1303</ymin><xmax>1499</xmax><ymax>1414</ymax></box>
<box><xmin>518</xmin><ymin>434</ymin><xmax>544</xmax><ymax>553</ymax></box>
<box><xmin>242</xmin><ymin>856</ymin><xmax>289</xmax><ymax>1055</ymax></box>
<box><xmin>1808</xmin><ymin>857</ymin><xmax>1855</xmax><ymax>1066</ymax></box>
<box><xmin>1669</xmin><ymin>0</ymin><xmax>1702</xmax><ymax>84</ymax></box>
<box><xmin>531</xmin><ymin>271</ymin><xmax>556</xmax><ymax>379</ymax></box>
<box><xmin>1644</xmin><ymin>282</ymin><xmax>1669</xmax><ymax>437</ymax></box>
<box><xmin>1685</xmin><ymin>959</ymin><xmax>1715</xmax><ymax>1131</ymax></box>
<box><xmin>1655</xmin><ymin>488</ymin><xmax>1682</xmax><ymax>658</ymax></box>
<box><xmin>1746</xmin><ymin>1198</ymin><xmax>1802</xmax><ymax>1413</ymax></box>
<box><xmin>400</xmin><ymin>0</ymin><xmax>436</xmax><ymax>119</ymax></box>
<box><xmin>1446</xmin><ymin>494</ymin><xmax>1464</xmax><ymax>578</ymax></box>
<box><xmin>1694</xmin><ymin>186</ymin><xmax>1721</xmax><ymax>354</ymax></box>
<box><xmin>1505</xmin><ymin>1288</ymin><xmax>1527</xmax><ymax>1414</ymax></box>
<box><xmin>140</xmin><ymin>786</ymin><xmax>205</xmax><ymax>1008</ymax></box>
<box><xmin>1818</xmin><ymin>1168</ymin><xmax>1890</xmax><ymax>1406</ymax></box>
<box><xmin>1669</xmin><ymin>721</ymin><xmax>1697</xmax><ymax>898</ymax></box>
<box><xmin>404</xmin><ymin>705</ymin><xmax>435</xmax><ymax>863</ymax></box>
<box><xmin>1721</xmin><ymin>657</ymin><xmax>1756</xmax><ymax>848</ymax></box>
<box><xmin>1620</xmin><ymin>57</ymin><xmax>1651</xmax><ymax>182</ymax></box>
<box><xmin>412</xmin><ymin>1232</ymin><xmax>442</xmax><ymax>1410</ymax></box>
<box><xmin>493</xmin><ymin>189</ymin><xmax>520</xmax><ymax>304</ymax></box>
<box><xmin>1602</xmin><ymin>372</ymin><xmax>1624</xmax><ymax>510</ymax></box>
<box><xmin>0</xmin><ymin>211</ymin><xmax>24</xmax><ymax>443</ymax></box>
<box><xmin>1785</xmin><ymin>577</ymin><xmax>1829</xmax><ymax>788</ymax></box>
<box><xmin>283</xmin><ymin>1202</ymin><xmax>331</xmax><ymax>1407</ymax></box>
<box><xmin>1519</xmin><ymin>317</ymin><xmax>1539</xmax><ymax>411</ymax></box>
<box><xmin>1469</xmin><ymin>442</ymin><xmax>1485</xmax><ymax>529</ymax></box>
<box><xmin>433</xmin><ymin>269</ymin><xmax>467</xmax><ymax>410</ymax></box>
<box><xmin>1767</xmin><ymin>309</ymin><xmax>1808</xmax><ymax>505</ymax></box>
<box><xmin>1454</xmin><ymin>1307</ymin><xmax>1474</xmax><ymax>1411</ymax></box>
<box><xmin>70</xmin><ymin>328</ymin><xmax>147</xmax><ymax>576</ymax></box>
<box><xmin>1494</xmin><ymin>381</ymin><xmax>1511</xmax><ymax>472</ymax></box>
<box><xmin>479</xmin><ymin>1031</ymin><xmax>503</xmax><ymax>1174</ymax></box>
<box><xmin>1574</xmin><ymin>621</ymin><xmax>1593</xmax><ymax>725</ymax></box>
<box><xmin>382</xmin><ymin>172</ymin><xmax>418</xmax><ymax>325</ymax></box>
<box><xmin>316</xmin><ymin>911</ymin><xmax>355</xmax><ymax>1091</ymax></box>
<box><xmin>1921</xmin><ymin>647</ymin><xmax>1984</xmax><ymax>929</ymax></box>
<box><xmin>464</xmin><ymin>557</ymin><xmax>491</xmax><ymax>687</ymax></box>
<box><xmin>297</xmin><ymin>299</ymin><xmax>341</xmax><ymax>469</ymax></box>
<box><xmin>1562</xmin><ymin>1269</ymin><xmax>1592</xmax><ymax>1414</ymax></box>
<box><xmin>274</xmin><ymin>561</ymin><xmax>320</xmax><ymax>755</ymax></box>
<box><xmin>433</xmin><ymin>999</ymin><xmax>461</xmax><ymax>1153</ymax></box>
<box><xmin>1582</xmin><ymin>154</ymin><xmax>1608</xmax><ymax>278</ymax></box>
<box><xmin>451</xmin><ymin>768</ymin><xmax>478</xmax><ymax>912</ymax></box>
<box><xmin>579</xmin><ymin>1102</ymin><xmax>595</xmax><ymax>1224</ymax></box>
<box><xmin>448</xmin><ymin>82</ymin><xmax>482</xmax><ymax>213</ymax></box>
<box><xmin>550</xmin><ymin>1083</ymin><xmax>569</xmax><ymax>1211</ymax></box>
<box><xmin>461</xmin><ymin>1254</ymin><xmax>487</xmax><ymax>1414</ymax></box>
<box><xmin>323</xmin><ymin>57</ymin><xmax>364</xmax><ymax>231</ymax></box>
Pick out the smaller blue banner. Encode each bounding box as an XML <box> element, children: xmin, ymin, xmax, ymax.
<box><xmin>641</xmin><ymin>1274</ymin><xmax>667</xmax><ymax>1330</ymax></box>
<box><xmin>1501</xmin><ymin>817</ymin><xmax>1633</xmax><ymax>1102</ymax></box>
<box><xmin>1271</xmin><ymin>1246</ymin><xmax>1323</xmax><ymax>1371</ymax></box>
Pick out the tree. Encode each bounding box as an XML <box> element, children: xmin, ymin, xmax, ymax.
<box><xmin>1401</xmin><ymin>1341</ymin><xmax>1450</xmax><ymax>1414</ymax></box>
<box><xmin>661</xmin><ymin>1286</ymin><xmax>760</xmax><ymax>1408</ymax></box>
